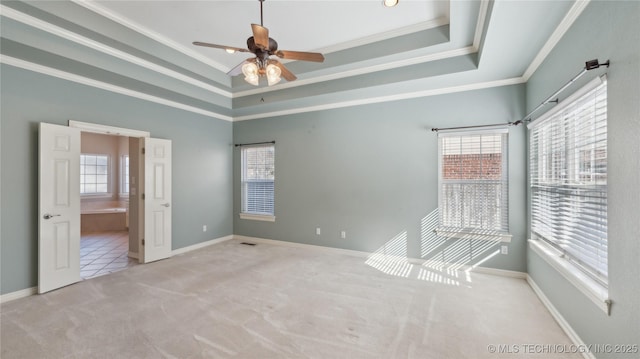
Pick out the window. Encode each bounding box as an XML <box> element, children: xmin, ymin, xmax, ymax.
<box><xmin>121</xmin><ymin>155</ymin><xmax>130</xmax><ymax>195</ymax></box>
<box><xmin>529</xmin><ymin>77</ymin><xmax>608</xmax><ymax>286</ymax></box>
<box><xmin>80</xmin><ymin>154</ymin><xmax>109</xmax><ymax>194</ymax></box>
<box><xmin>437</xmin><ymin>130</ymin><xmax>509</xmax><ymax>238</ymax></box>
<box><xmin>240</xmin><ymin>144</ymin><xmax>275</xmax><ymax>221</ymax></box>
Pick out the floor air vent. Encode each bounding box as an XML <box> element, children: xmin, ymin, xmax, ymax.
<box><xmin>240</xmin><ymin>242</ymin><xmax>257</xmax><ymax>246</ymax></box>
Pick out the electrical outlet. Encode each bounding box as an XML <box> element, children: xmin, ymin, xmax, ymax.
<box><xmin>501</xmin><ymin>245</ymin><xmax>508</xmax><ymax>255</ymax></box>
<box><xmin>316</xmin><ymin>227</ymin><xmax>321</xmax><ymax>235</ymax></box>
<box><xmin>340</xmin><ymin>231</ymin><xmax>346</xmax><ymax>239</ymax></box>
<box><xmin>203</xmin><ymin>225</ymin><xmax>207</xmax><ymax>232</ymax></box>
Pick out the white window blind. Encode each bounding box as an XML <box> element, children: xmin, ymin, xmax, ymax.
<box><xmin>529</xmin><ymin>77</ymin><xmax>608</xmax><ymax>285</ymax></box>
<box><xmin>241</xmin><ymin>144</ymin><xmax>275</xmax><ymax>215</ymax></box>
<box><xmin>80</xmin><ymin>154</ymin><xmax>109</xmax><ymax>194</ymax></box>
<box><xmin>438</xmin><ymin>131</ymin><xmax>509</xmax><ymax>235</ymax></box>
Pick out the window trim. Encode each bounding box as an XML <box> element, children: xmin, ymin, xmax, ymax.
<box><xmin>240</xmin><ymin>143</ymin><xmax>275</xmax><ymax>221</ymax></box>
<box><xmin>529</xmin><ymin>239</ymin><xmax>610</xmax><ymax>315</ymax></box>
<box><xmin>239</xmin><ymin>213</ymin><xmax>276</xmax><ymax>222</ymax></box>
<box><xmin>528</xmin><ymin>75</ymin><xmax>609</xmax><ymax>313</ymax></box>
<box><xmin>119</xmin><ymin>154</ymin><xmax>130</xmax><ymax>198</ymax></box>
<box><xmin>80</xmin><ymin>153</ymin><xmax>111</xmax><ymax>197</ymax></box>
<box><xmin>436</xmin><ymin>128</ymin><xmax>510</xmax><ymax>241</ymax></box>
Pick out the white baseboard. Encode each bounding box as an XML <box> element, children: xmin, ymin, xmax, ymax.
<box><xmin>527</xmin><ymin>275</ymin><xmax>595</xmax><ymax>359</ymax></box>
<box><xmin>0</xmin><ymin>287</ymin><xmax>37</xmax><ymax>304</ymax></box>
<box><xmin>172</xmin><ymin>235</ymin><xmax>234</xmax><ymax>256</ymax></box>
<box><xmin>128</xmin><ymin>251</ymin><xmax>138</xmax><ymax>259</ymax></box>
<box><xmin>233</xmin><ymin>235</ymin><xmax>371</xmax><ymax>258</ymax></box>
<box><xmin>232</xmin><ymin>235</ymin><xmax>526</xmax><ymax>279</ymax></box>
<box><xmin>470</xmin><ymin>266</ymin><xmax>527</xmax><ymax>279</ymax></box>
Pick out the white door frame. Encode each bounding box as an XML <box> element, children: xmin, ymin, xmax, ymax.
<box><xmin>69</xmin><ymin>120</ymin><xmax>151</xmax><ymax>264</ymax></box>
<box><xmin>69</xmin><ymin>120</ymin><xmax>150</xmax><ymax>138</ymax></box>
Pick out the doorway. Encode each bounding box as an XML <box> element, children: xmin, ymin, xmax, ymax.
<box><xmin>38</xmin><ymin>121</ymin><xmax>173</xmax><ymax>293</ymax></box>
<box><xmin>79</xmin><ymin>132</ymin><xmax>136</xmax><ymax>279</ymax></box>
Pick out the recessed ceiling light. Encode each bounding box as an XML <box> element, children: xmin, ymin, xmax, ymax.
<box><xmin>383</xmin><ymin>0</ymin><xmax>398</xmax><ymax>7</ymax></box>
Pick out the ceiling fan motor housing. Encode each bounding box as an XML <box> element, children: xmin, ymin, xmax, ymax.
<box><xmin>247</xmin><ymin>36</ymin><xmax>278</xmax><ymax>60</ymax></box>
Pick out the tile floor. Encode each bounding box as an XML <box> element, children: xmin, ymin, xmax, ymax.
<box><xmin>80</xmin><ymin>230</ymin><xmax>138</xmax><ymax>279</ymax></box>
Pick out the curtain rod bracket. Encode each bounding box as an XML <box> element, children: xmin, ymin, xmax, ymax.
<box><xmin>585</xmin><ymin>59</ymin><xmax>609</xmax><ymax>70</ymax></box>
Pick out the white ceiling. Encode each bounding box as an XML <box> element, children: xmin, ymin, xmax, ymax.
<box><xmin>91</xmin><ymin>0</ymin><xmax>450</xmax><ymax>71</ymax></box>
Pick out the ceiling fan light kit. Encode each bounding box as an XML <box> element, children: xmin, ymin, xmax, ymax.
<box><xmin>383</xmin><ymin>0</ymin><xmax>399</xmax><ymax>7</ymax></box>
<box><xmin>193</xmin><ymin>0</ymin><xmax>325</xmax><ymax>87</ymax></box>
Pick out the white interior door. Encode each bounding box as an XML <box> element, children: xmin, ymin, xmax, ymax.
<box><xmin>143</xmin><ymin>137</ymin><xmax>172</xmax><ymax>263</ymax></box>
<box><xmin>38</xmin><ymin>123</ymin><xmax>81</xmax><ymax>293</ymax></box>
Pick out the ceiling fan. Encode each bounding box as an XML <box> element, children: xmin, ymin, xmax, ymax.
<box><xmin>193</xmin><ymin>0</ymin><xmax>325</xmax><ymax>86</ymax></box>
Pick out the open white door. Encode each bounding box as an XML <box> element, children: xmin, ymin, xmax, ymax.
<box><xmin>143</xmin><ymin>137</ymin><xmax>172</xmax><ymax>263</ymax></box>
<box><xmin>38</xmin><ymin>123</ymin><xmax>81</xmax><ymax>293</ymax></box>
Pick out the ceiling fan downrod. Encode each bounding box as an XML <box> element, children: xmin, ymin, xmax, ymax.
<box><xmin>259</xmin><ymin>0</ymin><xmax>264</xmax><ymax>27</ymax></box>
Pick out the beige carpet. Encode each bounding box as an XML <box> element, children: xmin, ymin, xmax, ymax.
<box><xmin>1</xmin><ymin>239</ymin><xmax>580</xmax><ymax>358</ymax></box>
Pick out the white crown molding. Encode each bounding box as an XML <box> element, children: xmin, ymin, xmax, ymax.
<box><xmin>68</xmin><ymin>120</ymin><xmax>151</xmax><ymax>137</ymax></box>
<box><xmin>473</xmin><ymin>0</ymin><xmax>490</xmax><ymax>50</ymax></box>
<box><xmin>0</xmin><ymin>55</ymin><xmax>233</xmax><ymax>121</ymax></box>
<box><xmin>233</xmin><ymin>46</ymin><xmax>477</xmax><ymax>98</ymax></box>
<box><xmin>522</xmin><ymin>0</ymin><xmax>591</xmax><ymax>81</ymax></box>
<box><xmin>234</xmin><ymin>77</ymin><xmax>525</xmax><ymax>122</ymax></box>
<box><xmin>316</xmin><ymin>16</ymin><xmax>450</xmax><ymax>55</ymax></box>
<box><xmin>72</xmin><ymin>0</ymin><xmax>230</xmax><ymax>73</ymax></box>
<box><xmin>2</xmin><ymin>54</ymin><xmax>523</xmax><ymax>124</ymax></box>
<box><xmin>0</xmin><ymin>4</ymin><xmax>232</xmax><ymax>98</ymax></box>
<box><xmin>4</xmin><ymin>48</ymin><xmax>527</xmax><ymax>124</ymax></box>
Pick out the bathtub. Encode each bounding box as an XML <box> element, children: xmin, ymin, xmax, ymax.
<box><xmin>82</xmin><ymin>207</ymin><xmax>127</xmax><ymax>215</ymax></box>
<box><xmin>81</xmin><ymin>207</ymin><xmax>128</xmax><ymax>233</ymax></box>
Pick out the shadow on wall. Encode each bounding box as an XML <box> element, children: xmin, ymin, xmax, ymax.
<box><xmin>365</xmin><ymin>209</ymin><xmax>501</xmax><ymax>287</ymax></box>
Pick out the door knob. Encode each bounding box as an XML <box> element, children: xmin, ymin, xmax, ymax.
<box><xmin>43</xmin><ymin>214</ymin><xmax>61</xmax><ymax>220</ymax></box>
<box><xmin>161</xmin><ymin>203</ymin><xmax>170</xmax><ymax>208</ymax></box>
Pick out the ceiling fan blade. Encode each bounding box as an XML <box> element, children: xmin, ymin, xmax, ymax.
<box><xmin>226</xmin><ymin>58</ymin><xmax>255</xmax><ymax>76</ymax></box>
<box><xmin>273</xmin><ymin>61</ymin><xmax>297</xmax><ymax>82</ymax></box>
<box><xmin>275</xmin><ymin>50</ymin><xmax>324</xmax><ymax>63</ymax></box>
<box><xmin>193</xmin><ymin>42</ymin><xmax>249</xmax><ymax>53</ymax></box>
<box><xmin>251</xmin><ymin>24</ymin><xmax>269</xmax><ymax>50</ymax></box>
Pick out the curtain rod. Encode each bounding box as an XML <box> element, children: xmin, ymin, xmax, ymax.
<box><xmin>234</xmin><ymin>141</ymin><xmax>275</xmax><ymax>147</ymax></box>
<box><xmin>430</xmin><ymin>59</ymin><xmax>609</xmax><ymax>133</ymax></box>
<box><xmin>431</xmin><ymin>121</ymin><xmax>523</xmax><ymax>133</ymax></box>
<box><xmin>522</xmin><ymin>59</ymin><xmax>609</xmax><ymax>122</ymax></box>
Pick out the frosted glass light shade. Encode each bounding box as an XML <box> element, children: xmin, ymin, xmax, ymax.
<box><xmin>242</xmin><ymin>62</ymin><xmax>260</xmax><ymax>86</ymax></box>
<box><xmin>266</xmin><ymin>64</ymin><xmax>282</xmax><ymax>86</ymax></box>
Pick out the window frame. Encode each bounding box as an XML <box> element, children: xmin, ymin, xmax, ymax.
<box><xmin>120</xmin><ymin>154</ymin><xmax>130</xmax><ymax>198</ymax></box>
<box><xmin>239</xmin><ymin>143</ymin><xmax>276</xmax><ymax>222</ymax></box>
<box><xmin>436</xmin><ymin>129</ymin><xmax>511</xmax><ymax>242</ymax></box>
<box><xmin>528</xmin><ymin>75</ymin><xmax>610</xmax><ymax>314</ymax></box>
<box><xmin>80</xmin><ymin>153</ymin><xmax>111</xmax><ymax>197</ymax></box>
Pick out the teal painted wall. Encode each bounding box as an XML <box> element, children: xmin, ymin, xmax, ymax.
<box><xmin>0</xmin><ymin>65</ymin><xmax>233</xmax><ymax>295</ymax></box>
<box><xmin>525</xmin><ymin>2</ymin><xmax>640</xmax><ymax>357</ymax></box>
<box><xmin>233</xmin><ymin>84</ymin><xmax>527</xmax><ymax>272</ymax></box>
